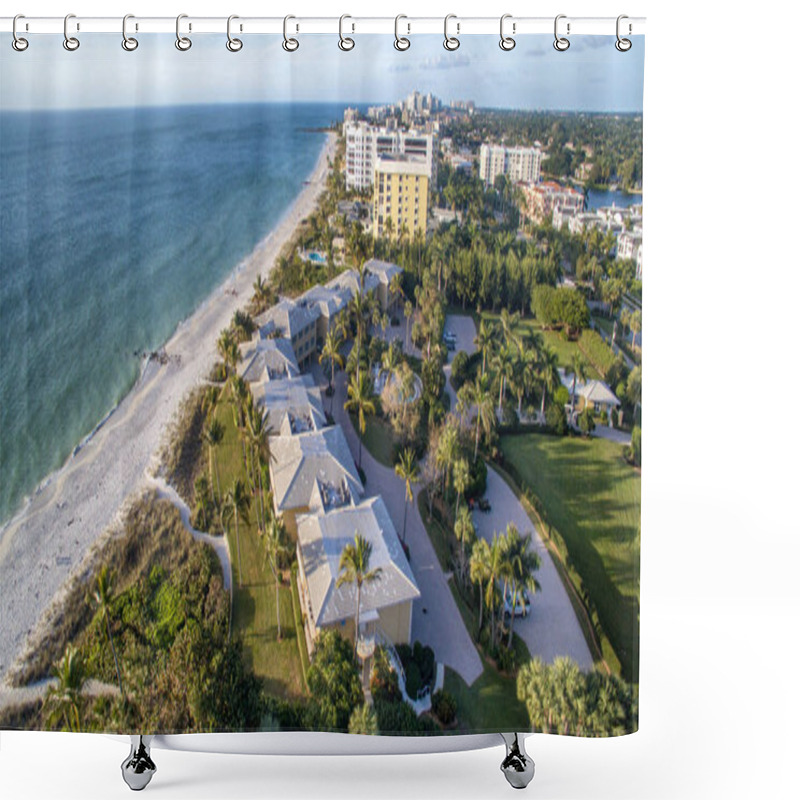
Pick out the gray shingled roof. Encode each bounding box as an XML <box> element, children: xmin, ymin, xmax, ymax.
<box><xmin>255</xmin><ymin>298</ymin><xmax>320</xmax><ymax>340</ymax></box>
<box><xmin>237</xmin><ymin>337</ymin><xmax>300</xmax><ymax>383</ymax></box>
<box><xmin>364</xmin><ymin>258</ymin><xmax>403</xmax><ymax>286</ymax></box>
<box><xmin>250</xmin><ymin>375</ymin><xmax>326</xmax><ymax>437</ymax></box>
<box><xmin>296</xmin><ymin>496</ymin><xmax>420</xmax><ymax>627</ymax></box>
<box><xmin>300</xmin><ymin>283</ymin><xmax>352</xmax><ymax>320</ymax></box>
<box><xmin>270</xmin><ymin>425</ymin><xmax>363</xmax><ymax>514</ymax></box>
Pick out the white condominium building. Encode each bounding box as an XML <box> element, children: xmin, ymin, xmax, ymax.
<box><xmin>479</xmin><ymin>143</ymin><xmax>542</xmax><ymax>187</ymax></box>
<box><xmin>344</xmin><ymin>121</ymin><xmax>436</xmax><ymax>191</ymax></box>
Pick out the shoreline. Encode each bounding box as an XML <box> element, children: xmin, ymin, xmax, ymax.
<box><xmin>0</xmin><ymin>130</ymin><xmax>337</xmax><ymax>683</ymax></box>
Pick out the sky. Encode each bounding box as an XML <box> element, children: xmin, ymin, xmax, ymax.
<box><xmin>0</xmin><ymin>33</ymin><xmax>644</xmax><ymax>113</ymax></box>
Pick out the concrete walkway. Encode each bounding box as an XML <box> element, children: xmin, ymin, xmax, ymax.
<box><xmin>592</xmin><ymin>425</ymin><xmax>632</xmax><ymax>445</ymax></box>
<box><xmin>471</xmin><ymin>466</ymin><xmax>594</xmax><ymax>671</ymax></box>
<box><xmin>320</xmin><ymin>365</ymin><xmax>484</xmax><ymax>687</ymax></box>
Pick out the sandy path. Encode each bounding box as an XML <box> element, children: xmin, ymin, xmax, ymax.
<box><xmin>0</xmin><ymin>132</ymin><xmax>336</xmax><ymax>683</ymax></box>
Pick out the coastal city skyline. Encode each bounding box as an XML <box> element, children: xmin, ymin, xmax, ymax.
<box><xmin>0</xmin><ymin>34</ymin><xmax>644</xmax><ymax>112</ymax></box>
<box><xmin>2</xmin><ymin>37</ymin><xmax>641</xmax><ymax>789</ymax></box>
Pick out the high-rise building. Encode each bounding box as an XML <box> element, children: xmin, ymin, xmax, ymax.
<box><xmin>372</xmin><ymin>155</ymin><xmax>429</xmax><ymax>240</ymax></box>
<box><xmin>344</xmin><ymin>121</ymin><xmax>436</xmax><ymax>192</ymax></box>
<box><xmin>479</xmin><ymin>143</ymin><xmax>542</xmax><ymax>187</ymax></box>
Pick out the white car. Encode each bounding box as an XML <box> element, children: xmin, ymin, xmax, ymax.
<box><xmin>503</xmin><ymin>586</ymin><xmax>531</xmax><ymax>618</ymax></box>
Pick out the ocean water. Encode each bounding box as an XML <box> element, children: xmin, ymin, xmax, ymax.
<box><xmin>0</xmin><ymin>103</ymin><xmax>341</xmax><ymax>526</ymax></box>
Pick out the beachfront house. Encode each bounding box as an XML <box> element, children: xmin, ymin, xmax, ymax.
<box><xmin>237</xmin><ymin>336</ymin><xmax>300</xmax><ymax>384</ymax></box>
<box><xmin>255</xmin><ymin>298</ymin><xmax>320</xmax><ymax>370</ymax></box>
<box><xmin>268</xmin><ymin>424</ymin><xmax>363</xmax><ymax>538</ymax></box>
<box><xmin>250</xmin><ymin>375</ymin><xmax>326</xmax><ymax>437</ymax></box>
<box><xmin>299</xmin><ymin>282</ymin><xmax>353</xmax><ymax>345</ymax></box>
<box><xmin>364</xmin><ymin>259</ymin><xmax>403</xmax><ymax>314</ymax></box>
<box><xmin>295</xmin><ymin>495</ymin><xmax>420</xmax><ymax>655</ymax></box>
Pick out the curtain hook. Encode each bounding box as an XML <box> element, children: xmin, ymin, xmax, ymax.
<box><xmin>444</xmin><ymin>14</ymin><xmax>460</xmax><ymax>51</ymax></box>
<box><xmin>394</xmin><ymin>15</ymin><xmax>410</xmax><ymax>51</ymax></box>
<box><xmin>122</xmin><ymin>14</ymin><xmax>138</xmax><ymax>51</ymax></box>
<box><xmin>554</xmin><ymin>14</ymin><xmax>570</xmax><ymax>51</ymax></box>
<box><xmin>283</xmin><ymin>15</ymin><xmax>299</xmax><ymax>52</ymax></box>
<box><xmin>499</xmin><ymin>14</ymin><xmax>516</xmax><ymax>51</ymax></box>
<box><xmin>63</xmin><ymin>13</ymin><xmax>80</xmax><ymax>51</ymax></box>
<box><xmin>227</xmin><ymin>15</ymin><xmax>243</xmax><ymax>51</ymax></box>
<box><xmin>12</xmin><ymin>14</ymin><xmax>28</xmax><ymax>51</ymax></box>
<box><xmin>175</xmin><ymin>14</ymin><xmax>192</xmax><ymax>51</ymax></box>
<box><xmin>339</xmin><ymin>15</ymin><xmax>355</xmax><ymax>51</ymax></box>
<box><xmin>616</xmin><ymin>15</ymin><xmax>632</xmax><ymax>51</ymax></box>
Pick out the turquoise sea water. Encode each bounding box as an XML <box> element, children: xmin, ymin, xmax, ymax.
<box><xmin>0</xmin><ymin>103</ymin><xmax>341</xmax><ymax>525</ymax></box>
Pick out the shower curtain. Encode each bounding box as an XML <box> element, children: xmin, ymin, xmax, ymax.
<box><xmin>0</xmin><ymin>26</ymin><xmax>643</xmax><ymax>738</ymax></box>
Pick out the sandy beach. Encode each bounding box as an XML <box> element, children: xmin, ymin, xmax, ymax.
<box><xmin>0</xmin><ymin>132</ymin><xmax>337</xmax><ymax>684</ymax></box>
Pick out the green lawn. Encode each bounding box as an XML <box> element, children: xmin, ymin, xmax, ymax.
<box><xmin>354</xmin><ymin>412</ymin><xmax>397</xmax><ymax>469</ymax></box>
<box><xmin>444</xmin><ymin>659</ymin><xmax>530</xmax><ymax>733</ymax></box>
<box><xmin>482</xmin><ymin>312</ymin><xmax>603</xmax><ymax>380</ymax></box>
<box><xmin>213</xmin><ymin>393</ymin><xmax>305</xmax><ymax>699</ymax></box>
<box><xmin>499</xmin><ymin>433</ymin><xmax>640</xmax><ymax>682</ymax></box>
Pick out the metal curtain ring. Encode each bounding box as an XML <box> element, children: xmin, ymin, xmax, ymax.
<box><xmin>444</xmin><ymin>14</ymin><xmax>460</xmax><ymax>51</ymax></box>
<box><xmin>283</xmin><ymin>15</ymin><xmax>299</xmax><ymax>52</ymax></box>
<box><xmin>176</xmin><ymin>14</ymin><xmax>192</xmax><ymax>51</ymax></box>
<box><xmin>122</xmin><ymin>14</ymin><xmax>138</xmax><ymax>51</ymax></box>
<box><xmin>394</xmin><ymin>15</ymin><xmax>410</xmax><ymax>51</ymax></box>
<box><xmin>339</xmin><ymin>15</ymin><xmax>354</xmax><ymax>51</ymax></box>
<box><xmin>63</xmin><ymin>13</ymin><xmax>80</xmax><ymax>51</ymax></box>
<box><xmin>499</xmin><ymin>14</ymin><xmax>515</xmax><ymax>51</ymax></box>
<box><xmin>12</xmin><ymin>14</ymin><xmax>28</xmax><ymax>51</ymax></box>
<box><xmin>227</xmin><ymin>15</ymin><xmax>243</xmax><ymax>51</ymax></box>
<box><xmin>616</xmin><ymin>15</ymin><xmax>632</xmax><ymax>51</ymax></box>
<box><xmin>553</xmin><ymin>14</ymin><xmax>570</xmax><ymax>51</ymax></box>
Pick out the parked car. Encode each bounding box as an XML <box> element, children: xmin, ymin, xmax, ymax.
<box><xmin>477</xmin><ymin>497</ymin><xmax>491</xmax><ymax>512</ymax></box>
<box><xmin>503</xmin><ymin>586</ymin><xmax>531</xmax><ymax>618</ymax></box>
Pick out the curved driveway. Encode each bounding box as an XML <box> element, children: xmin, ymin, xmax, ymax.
<box><xmin>320</xmin><ymin>365</ymin><xmax>483</xmax><ymax>687</ymax></box>
<box><xmin>472</xmin><ymin>466</ymin><xmax>593</xmax><ymax>670</ymax></box>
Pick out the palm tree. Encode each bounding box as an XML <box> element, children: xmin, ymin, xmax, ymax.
<box><xmin>454</xmin><ymin>506</ymin><xmax>476</xmax><ymax>585</ymax></box>
<box><xmin>513</xmin><ymin>345</ymin><xmax>539</xmax><ymax>419</ymax></box>
<box><xmin>380</xmin><ymin>342</ymin><xmax>401</xmax><ymax>389</ymax></box>
<box><xmin>225</xmin><ymin>478</ymin><xmax>250</xmax><ymax>587</ymax></box>
<box><xmin>349</xmin><ymin>287</ymin><xmax>371</xmax><ymax>384</ymax></box>
<box><xmin>245</xmin><ymin>403</ymin><xmax>273</xmax><ymax>534</ymax></box>
<box><xmin>348</xmin><ymin>702</ymin><xmax>378</xmax><ymax>735</ymax></box>
<box><xmin>469</xmin><ymin>538</ymin><xmax>492</xmax><ymax>634</ymax></box>
<box><xmin>474</xmin><ymin>319</ymin><xmax>496</xmax><ymax>377</ymax></box>
<box><xmin>344</xmin><ymin>371</ymin><xmax>376</xmax><ymax>470</ymax></box>
<box><xmin>502</xmin><ymin>524</ymin><xmax>542</xmax><ymax>648</ymax></box>
<box><xmin>566</xmin><ymin>354</ymin><xmax>588</xmax><ymax>417</ymax></box>
<box><xmin>452</xmin><ymin>457</ymin><xmax>470</xmax><ymax>516</ymax></box>
<box><xmin>92</xmin><ymin>566</ymin><xmax>124</xmax><ymax>700</ymax></box>
<box><xmin>394</xmin><ymin>448</ymin><xmax>419</xmax><ymax>545</ymax></box>
<box><xmin>336</xmin><ymin>534</ymin><xmax>383</xmax><ymax>656</ymax></box>
<box><xmin>203</xmin><ymin>417</ymin><xmax>224</xmax><ymax>504</ymax></box>
<box><xmin>469</xmin><ymin>375</ymin><xmax>496</xmax><ymax>463</ymax></box>
<box><xmin>492</xmin><ymin>344</ymin><xmax>515</xmax><ymax>414</ymax></box>
<box><xmin>232</xmin><ymin>309</ymin><xmax>255</xmax><ymax>343</ymax></box>
<box><xmin>321</xmin><ymin>328</ymin><xmax>344</xmax><ymax>412</ymax></box>
<box><xmin>264</xmin><ymin>516</ymin><xmax>289</xmax><ymax>640</ymax></box>
<box><xmin>403</xmin><ymin>299</ymin><xmax>414</xmax><ymax>349</ymax></box>
<box><xmin>484</xmin><ymin>533</ymin><xmax>506</xmax><ymax>647</ymax></box>
<box><xmin>537</xmin><ymin>346</ymin><xmax>561</xmax><ymax>422</ymax></box>
<box><xmin>498</xmin><ymin>308</ymin><xmax>521</xmax><ymax>349</ymax></box>
<box><xmin>629</xmin><ymin>310</ymin><xmax>642</xmax><ymax>351</ymax></box>
<box><xmin>216</xmin><ymin>328</ymin><xmax>240</xmax><ymax>379</ymax></box>
<box><xmin>45</xmin><ymin>645</ymin><xmax>86</xmax><ymax>732</ymax></box>
<box><xmin>252</xmin><ymin>272</ymin><xmax>271</xmax><ymax>311</ymax></box>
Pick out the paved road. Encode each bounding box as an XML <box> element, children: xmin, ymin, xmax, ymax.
<box><xmin>317</xmin><ymin>364</ymin><xmax>484</xmax><ymax>687</ymax></box>
<box><xmin>443</xmin><ymin>314</ymin><xmax>477</xmax><ymax>416</ymax></box>
<box><xmin>471</xmin><ymin>466</ymin><xmax>594</xmax><ymax>671</ymax></box>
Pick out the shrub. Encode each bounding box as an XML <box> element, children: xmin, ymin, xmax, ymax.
<box><xmin>464</xmin><ymin>457</ymin><xmax>488</xmax><ymax>501</ymax></box>
<box><xmin>374</xmin><ymin>700</ymin><xmax>437</xmax><ymax>735</ymax></box>
<box><xmin>450</xmin><ymin>350</ymin><xmax>470</xmax><ymax>391</ymax></box>
<box><xmin>370</xmin><ymin>647</ymin><xmax>402</xmax><ymax>704</ymax></box>
<box><xmin>578</xmin><ymin>408</ymin><xmax>596</xmax><ymax>436</ymax></box>
<box><xmin>404</xmin><ymin>661</ymin><xmax>422</xmax><ymax>700</ymax></box>
<box><xmin>431</xmin><ymin>690</ymin><xmax>457</xmax><ymax>725</ymax></box>
<box><xmin>208</xmin><ymin>362</ymin><xmax>227</xmax><ymax>383</ymax></box>
<box><xmin>545</xmin><ymin>404</ymin><xmax>568</xmax><ymax>436</ymax></box>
